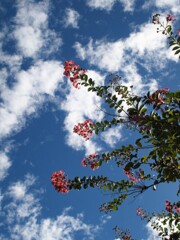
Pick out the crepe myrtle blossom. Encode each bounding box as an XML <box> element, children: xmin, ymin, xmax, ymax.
<box><xmin>129</xmin><ymin>114</ymin><xmax>151</xmax><ymax>132</ymax></box>
<box><xmin>81</xmin><ymin>153</ymin><xmax>99</xmax><ymax>170</ymax></box>
<box><xmin>64</xmin><ymin>60</ymin><xmax>86</xmax><ymax>89</ymax></box>
<box><xmin>166</xmin><ymin>14</ymin><xmax>176</xmax><ymax>23</ymax></box>
<box><xmin>165</xmin><ymin>200</ymin><xmax>180</xmax><ymax>213</ymax></box>
<box><xmin>51</xmin><ymin>170</ymin><xmax>70</xmax><ymax>193</ymax></box>
<box><xmin>113</xmin><ymin>226</ymin><xmax>132</xmax><ymax>240</ymax></box>
<box><xmin>124</xmin><ymin>168</ymin><xmax>144</xmax><ymax>183</ymax></box>
<box><xmin>73</xmin><ymin>120</ymin><xmax>94</xmax><ymax>140</ymax></box>
<box><xmin>136</xmin><ymin>207</ymin><xmax>147</xmax><ymax>219</ymax></box>
<box><xmin>148</xmin><ymin>88</ymin><xmax>170</xmax><ymax>105</ymax></box>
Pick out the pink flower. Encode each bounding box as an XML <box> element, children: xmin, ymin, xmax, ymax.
<box><xmin>81</xmin><ymin>153</ymin><xmax>99</xmax><ymax>170</ymax></box>
<box><xmin>81</xmin><ymin>158</ymin><xmax>87</xmax><ymax>167</ymax></box>
<box><xmin>124</xmin><ymin>169</ymin><xmax>139</xmax><ymax>183</ymax></box>
<box><xmin>73</xmin><ymin>120</ymin><xmax>94</xmax><ymax>140</ymax></box>
<box><xmin>90</xmin><ymin>161</ymin><xmax>99</xmax><ymax>170</ymax></box>
<box><xmin>166</xmin><ymin>14</ymin><xmax>173</xmax><ymax>21</ymax></box>
<box><xmin>64</xmin><ymin>60</ymin><xmax>86</xmax><ymax>89</ymax></box>
<box><xmin>155</xmin><ymin>87</ymin><xmax>169</xmax><ymax>94</ymax></box>
<box><xmin>165</xmin><ymin>200</ymin><xmax>173</xmax><ymax>212</ymax></box>
<box><xmin>124</xmin><ymin>168</ymin><xmax>145</xmax><ymax>183</ymax></box>
<box><xmin>178</xmin><ymin>29</ymin><xmax>180</xmax><ymax>36</ymax></box>
<box><xmin>51</xmin><ymin>170</ymin><xmax>69</xmax><ymax>193</ymax></box>
<box><xmin>136</xmin><ymin>207</ymin><xmax>146</xmax><ymax>219</ymax></box>
<box><xmin>174</xmin><ymin>206</ymin><xmax>180</xmax><ymax>213</ymax></box>
<box><xmin>148</xmin><ymin>88</ymin><xmax>170</xmax><ymax>106</ymax></box>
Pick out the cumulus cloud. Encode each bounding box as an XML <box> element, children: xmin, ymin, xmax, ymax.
<box><xmin>142</xmin><ymin>0</ymin><xmax>180</xmax><ymax>15</ymax></box>
<box><xmin>86</xmin><ymin>0</ymin><xmax>117</xmax><ymax>11</ymax></box>
<box><xmin>0</xmin><ymin>61</ymin><xmax>64</xmax><ymax>139</ymax></box>
<box><xmin>74</xmin><ymin>21</ymin><xmax>178</xmax><ymax>94</ymax></box>
<box><xmin>118</xmin><ymin>0</ymin><xmax>136</xmax><ymax>12</ymax></box>
<box><xmin>86</xmin><ymin>0</ymin><xmax>135</xmax><ymax>12</ymax></box>
<box><xmin>0</xmin><ymin>0</ymin><xmax>65</xmax><ymax>140</ymax></box>
<box><xmin>60</xmin><ymin>70</ymin><xmax>105</xmax><ymax>154</ymax></box>
<box><xmin>1</xmin><ymin>175</ymin><xmax>100</xmax><ymax>240</ymax></box>
<box><xmin>14</xmin><ymin>0</ymin><xmax>62</xmax><ymax>58</ymax></box>
<box><xmin>63</xmin><ymin>8</ymin><xmax>80</xmax><ymax>28</ymax></box>
<box><xmin>101</xmin><ymin>127</ymin><xmax>123</xmax><ymax>148</ymax></box>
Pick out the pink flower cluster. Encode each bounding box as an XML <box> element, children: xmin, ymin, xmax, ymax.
<box><xmin>148</xmin><ymin>88</ymin><xmax>170</xmax><ymax>105</ymax></box>
<box><xmin>51</xmin><ymin>170</ymin><xmax>69</xmax><ymax>193</ymax></box>
<box><xmin>136</xmin><ymin>207</ymin><xmax>146</xmax><ymax>219</ymax></box>
<box><xmin>73</xmin><ymin>120</ymin><xmax>94</xmax><ymax>140</ymax></box>
<box><xmin>130</xmin><ymin>114</ymin><xmax>151</xmax><ymax>132</ymax></box>
<box><xmin>165</xmin><ymin>200</ymin><xmax>180</xmax><ymax>213</ymax></box>
<box><xmin>81</xmin><ymin>153</ymin><xmax>99</xmax><ymax>170</ymax></box>
<box><xmin>64</xmin><ymin>60</ymin><xmax>86</xmax><ymax>89</ymax></box>
<box><xmin>124</xmin><ymin>168</ymin><xmax>144</xmax><ymax>183</ymax></box>
<box><xmin>166</xmin><ymin>14</ymin><xmax>176</xmax><ymax>22</ymax></box>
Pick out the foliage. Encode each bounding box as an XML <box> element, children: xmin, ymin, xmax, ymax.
<box><xmin>51</xmin><ymin>13</ymin><xmax>180</xmax><ymax>239</ymax></box>
<box><xmin>152</xmin><ymin>13</ymin><xmax>180</xmax><ymax>58</ymax></box>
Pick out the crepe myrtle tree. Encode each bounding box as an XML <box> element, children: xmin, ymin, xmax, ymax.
<box><xmin>51</xmin><ymin>14</ymin><xmax>180</xmax><ymax>239</ymax></box>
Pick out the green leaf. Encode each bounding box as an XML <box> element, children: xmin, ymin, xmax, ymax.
<box><xmin>175</xmin><ymin>49</ymin><xmax>180</xmax><ymax>55</ymax></box>
<box><xmin>133</xmin><ymin>162</ymin><xmax>141</xmax><ymax>169</ymax></box>
<box><xmin>135</xmin><ymin>138</ymin><xmax>142</xmax><ymax>148</ymax></box>
<box><xmin>112</xmin><ymin>205</ymin><xmax>118</xmax><ymax>211</ymax></box>
<box><xmin>172</xmin><ymin>46</ymin><xmax>180</xmax><ymax>51</ymax></box>
<box><xmin>124</xmin><ymin>162</ymin><xmax>133</xmax><ymax>171</ymax></box>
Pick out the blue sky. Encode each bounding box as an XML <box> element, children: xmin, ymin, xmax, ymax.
<box><xmin>0</xmin><ymin>0</ymin><xmax>179</xmax><ymax>239</ymax></box>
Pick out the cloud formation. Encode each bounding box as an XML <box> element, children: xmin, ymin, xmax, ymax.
<box><xmin>142</xmin><ymin>0</ymin><xmax>180</xmax><ymax>15</ymax></box>
<box><xmin>14</xmin><ymin>0</ymin><xmax>62</xmax><ymax>58</ymax></box>
<box><xmin>63</xmin><ymin>8</ymin><xmax>80</xmax><ymax>29</ymax></box>
<box><xmin>0</xmin><ymin>61</ymin><xmax>64</xmax><ymax>139</ymax></box>
<box><xmin>86</xmin><ymin>0</ymin><xmax>135</xmax><ymax>12</ymax></box>
<box><xmin>0</xmin><ymin>152</ymin><xmax>11</xmax><ymax>181</ymax></box>
<box><xmin>1</xmin><ymin>174</ymin><xmax>100</xmax><ymax>240</ymax></box>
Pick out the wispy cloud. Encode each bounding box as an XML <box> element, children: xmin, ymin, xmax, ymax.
<box><xmin>142</xmin><ymin>0</ymin><xmax>180</xmax><ymax>15</ymax></box>
<box><xmin>63</xmin><ymin>8</ymin><xmax>80</xmax><ymax>29</ymax></box>
<box><xmin>0</xmin><ymin>151</ymin><xmax>11</xmax><ymax>181</ymax></box>
<box><xmin>1</xmin><ymin>174</ymin><xmax>100</xmax><ymax>240</ymax></box>
<box><xmin>0</xmin><ymin>0</ymin><xmax>64</xmax><ymax>140</ymax></box>
<box><xmin>86</xmin><ymin>0</ymin><xmax>136</xmax><ymax>12</ymax></box>
<box><xmin>74</xmin><ymin>22</ymin><xmax>178</xmax><ymax>93</ymax></box>
<box><xmin>14</xmin><ymin>0</ymin><xmax>62</xmax><ymax>58</ymax></box>
<box><xmin>0</xmin><ymin>61</ymin><xmax>64</xmax><ymax>139</ymax></box>
<box><xmin>101</xmin><ymin>127</ymin><xmax>123</xmax><ymax>148</ymax></box>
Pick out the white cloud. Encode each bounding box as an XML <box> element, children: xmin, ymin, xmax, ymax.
<box><xmin>87</xmin><ymin>0</ymin><xmax>117</xmax><ymax>11</ymax></box>
<box><xmin>0</xmin><ymin>152</ymin><xmax>11</xmax><ymax>181</ymax></box>
<box><xmin>74</xmin><ymin>22</ymin><xmax>178</xmax><ymax>93</ymax></box>
<box><xmin>60</xmin><ymin>70</ymin><xmax>105</xmax><ymax>154</ymax></box>
<box><xmin>73</xmin><ymin>20</ymin><xmax>176</xmax><ymax>149</ymax></box>
<box><xmin>118</xmin><ymin>0</ymin><xmax>136</xmax><ymax>12</ymax></box>
<box><xmin>74</xmin><ymin>39</ymin><xmax>125</xmax><ymax>72</ymax></box>
<box><xmin>86</xmin><ymin>0</ymin><xmax>135</xmax><ymax>12</ymax></box>
<box><xmin>13</xmin><ymin>0</ymin><xmax>62</xmax><ymax>58</ymax></box>
<box><xmin>1</xmin><ymin>175</ymin><xmax>100</xmax><ymax>240</ymax></box>
<box><xmin>0</xmin><ymin>61</ymin><xmax>64</xmax><ymax>139</ymax></box>
<box><xmin>101</xmin><ymin>127</ymin><xmax>123</xmax><ymax>147</ymax></box>
<box><xmin>142</xmin><ymin>0</ymin><xmax>180</xmax><ymax>15</ymax></box>
<box><xmin>63</xmin><ymin>8</ymin><xmax>80</xmax><ymax>29</ymax></box>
